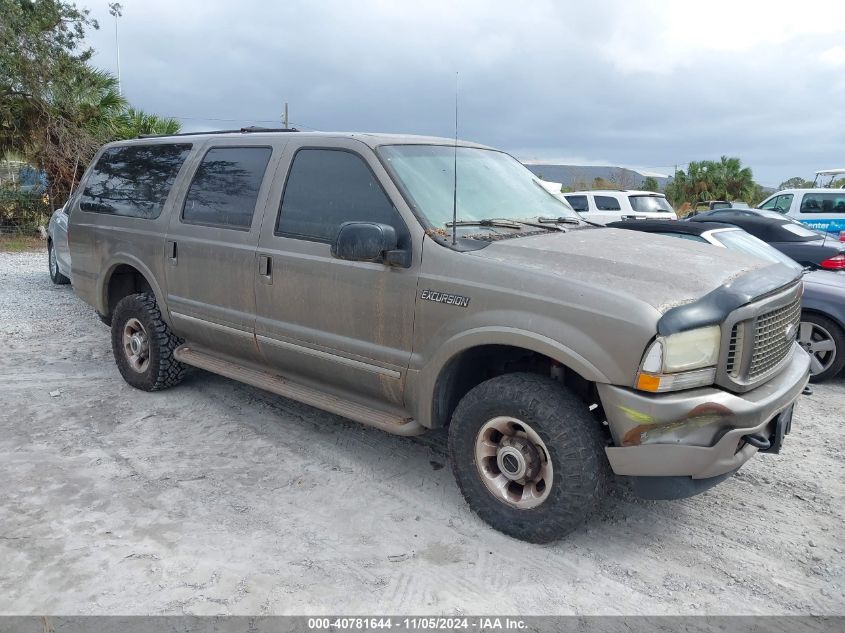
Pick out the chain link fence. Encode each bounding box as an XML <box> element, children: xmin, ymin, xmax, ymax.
<box><xmin>0</xmin><ymin>191</ymin><xmax>53</xmax><ymax>236</ymax></box>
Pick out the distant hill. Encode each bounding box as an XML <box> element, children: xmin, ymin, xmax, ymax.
<box><xmin>524</xmin><ymin>163</ymin><xmax>670</xmax><ymax>190</ymax></box>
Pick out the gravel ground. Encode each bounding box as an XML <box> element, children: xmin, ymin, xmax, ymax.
<box><xmin>1</xmin><ymin>249</ymin><xmax>843</xmax><ymax>615</ymax></box>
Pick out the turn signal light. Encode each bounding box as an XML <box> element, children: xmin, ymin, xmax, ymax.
<box><xmin>819</xmin><ymin>254</ymin><xmax>845</xmax><ymax>271</ymax></box>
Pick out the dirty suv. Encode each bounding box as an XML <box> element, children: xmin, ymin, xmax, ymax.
<box><xmin>67</xmin><ymin>130</ymin><xmax>810</xmax><ymax>542</ymax></box>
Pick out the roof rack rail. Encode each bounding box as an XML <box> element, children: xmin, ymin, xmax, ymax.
<box><xmin>137</xmin><ymin>126</ymin><xmax>299</xmax><ymax>139</ymax></box>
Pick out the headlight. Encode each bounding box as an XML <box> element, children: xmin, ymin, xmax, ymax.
<box><xmin>636</xmin><ymin>325</ymin><xmax>721</xmax><ymax>392</ymax></box>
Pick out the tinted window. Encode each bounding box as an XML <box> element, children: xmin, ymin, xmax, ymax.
<box><xmin>800</xmin><ymin>193</ymin><xmax>845</xmax><ymax>214</ymax></box>
<box><xmin>79</xmin><ymin>144</ymin><xmax>191</xmax><ymax>218</ymax></box>
<box><xmin>565</xmin><ymin>195</ymin><xmax>588</xmax><ymax>212</ymax></box>
<box><xmin>182</xmin><ymin>147</ymin><xmax>272</xmax><ymax>229</ymax></box>
<box><xmin>277</xmin><ymin>149</ymin><xmax>404</xmax><ymax>242</ymax></box>
<box><xmin>594</xmin><ymin>195</ymin><xmax>621</xmax><ymax>211</ymax></box>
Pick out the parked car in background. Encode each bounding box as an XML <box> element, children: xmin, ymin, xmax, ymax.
<box><xmin>46</xmin><ymin>204</ymin><xmax>71</xmax><ymax>284</ymax></box>
<box><xmin>758</xmin><ymin>188</ymin><xmax>845</xmax><ymax>238</ymax></box>
<box><xmin>686</xmin><ymin>201</ymin><xmax>750</xmax><ymax>217</ymax></box>
<box><xmin>609</xmin><ymin>219</ymin><xmax>845</xmax><ymax>381</ymax></box>
<box><xmin>689</xmin><ymin>211</ymin><xmax>845</xmax><ymax>272</ymax></box>
<box><xmin>562</xmin><ymin>189</ymin><xmax>677</xmax><ymax>224</ymax></box>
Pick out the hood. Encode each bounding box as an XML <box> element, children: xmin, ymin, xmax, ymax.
<box><xmin>469</xmin><ymin>228</ymin><xmax>788</xmax><ymax>313</ymax></box>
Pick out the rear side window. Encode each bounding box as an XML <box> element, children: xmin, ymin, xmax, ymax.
<box><xmin>277</xmin><ymin>149</ymin><xmax>406</xmax><ymax>243</ymax></box>
<box><xmin>629</xmin><ymin>195</ymin><xmax>673</xmax><ymax>213</ymax></box>
<box><xmin>800</xmin><ymin>193</ymin><xmax>845</xmax><ymax>214</ymax></box>
<box><xmin>565</xmin><ymin>195</ymin><xmax>588</xmax><ymax>212</ymax></box>
<box><xmin>79</xmin><ymin>143</ymin><xmax>191</xmax><ymax>218</ymax></box>
<box><xmin>594</xmin><ymin>195</ymin><xmax>621</xmax><ymax>211</ymax></box>
<box><xmin>182</xmin><ymin>147</ymin><xmax>272</xmax><ymax>229</ymax></box>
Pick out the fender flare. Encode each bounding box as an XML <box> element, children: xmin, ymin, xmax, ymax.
<box><xmin>415</xmin><ymin>326</ymin><xmax>610</xmax><ymax>428</ymax></box>
<box><xmin>98</xmin><ymin>254</ymin><xmax>171</xmax><ymax>327</ymax></box>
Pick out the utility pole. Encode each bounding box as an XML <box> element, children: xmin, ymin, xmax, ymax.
<box><xmin>283</xmin><ymin>102</ymin><xmax>289</xmax><ymax>129</ymax></box>
<box><xmin>109</xmin><ymin>3</ymin><xmax>124</xmax><ymax>95</ymax></box>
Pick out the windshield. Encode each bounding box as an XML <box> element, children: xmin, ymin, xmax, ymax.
<box><xmin>628</xmin><ymin>195</ymin><xmax>673</xmax><ymax>213</ymax></box>
<box><xmin>711</xmin><ymin>229</ymin><xmax>802</xmax><ymax>271</ymax></box>
<box><xmin>378</xmin><ymin>145</ymin><xmax>579</xmax><ymax>227</ymax></box>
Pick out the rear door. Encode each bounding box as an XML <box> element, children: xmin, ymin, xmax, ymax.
<box><xmin>164</xmin><ymin>139</ymin><xmax>281</xmax><ymax>361</ymax></box>
<box><xmin>253</xmin><ymin>139</ymin><xmax>419</xmax><ymax>407</ymax></box>
<box><xmin>793</xmin><ymin>192</ymin><xmax>845</xmax><ymax>237</ymax></box>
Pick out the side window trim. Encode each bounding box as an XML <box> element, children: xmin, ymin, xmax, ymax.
<box><xmin>179</xmin><ymin>145</ymin><xmax>273</xmax><ymax>231</ymax></box>
<box><xmin>274</xmin><ymin>146</ymin><xmax>409</xmax><ymax>244</ymax></box>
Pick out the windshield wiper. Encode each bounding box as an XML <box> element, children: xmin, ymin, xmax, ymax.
<box><xmin>445</xmin><ymin>219</ymin><xmax>522</xmax><ymax>229</ymax></box>
<box><xmin>536</xmin><ymin>216</ymin><xmax>581</xmax><ymax>225</ymax></box>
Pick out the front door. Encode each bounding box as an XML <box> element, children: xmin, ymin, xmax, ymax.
<box><xmin>254</xmin><ymin>141</ymin><xmax>419</xmax><ymax>407</ymax></box>
<box><xmin>164</xmin><ymin>141</ymin><xmax>279</xmax><ymax>361</ymax></box>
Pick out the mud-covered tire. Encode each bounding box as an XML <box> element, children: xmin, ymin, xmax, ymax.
<box><xmin>448</xmin><ymin>373</ymin><xmax>608</xmax><ymax>543</ymax></box>
<box><xmin>48</xmin><ymin>241</ymin><xmax>70</xmax><ymax>285</ymax></box>
<box><xmin>111</xmin><ymin>293</ymin><xmax>185</xmax><ymax>391</ymax></box>
<box><xmin>801</xmin><ymin>312</ymin><xmax>845</xmax><ymax>383</ymax></box>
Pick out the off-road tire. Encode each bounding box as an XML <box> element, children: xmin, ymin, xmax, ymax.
<box><xmin>448</xmin><ymin>373</ymin><xmax>608</xmax><ymax>543</ymax></box>
<box><xmin>111</xmin><ymin>293</ymin><xmax>185</xmax><ymax>391</ymax></box>
<box><xmin>802</xmin><ymin>312</ymin><xmax>845</xmax><ymax>383</ymax></box>
<box><xmin>48</xmin><ymin>241</ymin><xmax>70</xmax><ymax>285</ymax></box>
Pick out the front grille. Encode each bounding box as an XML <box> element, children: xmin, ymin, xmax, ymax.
<box><xmin>726</xmin><ymin>323</ymin><xmax>743</xmax><ymax>376</ymax></box>
<box><xmin>725</xmin><ymin>296</ymin><xmax>800</xmax><ymax>385</ymax></box>
<box><xmin>747</xmin><ymin>297</ymin><xmax>801</xmax><ymax>379</ymax></box>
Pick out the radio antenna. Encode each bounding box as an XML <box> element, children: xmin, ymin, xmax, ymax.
<box><xmin>452</xmin><ymin>72</ymin><xmax>459</xmax><ymax>245</ymax></box>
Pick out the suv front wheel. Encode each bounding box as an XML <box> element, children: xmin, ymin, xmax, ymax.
<box><xmin>448</xmin><ymin>373</ymin><xmax>607</xmax><ymax>543</ymax></box>
<box><xmin>111</xmin><ymin>293</ymin><xmax>185</xmax><ymax>391</ymax></box>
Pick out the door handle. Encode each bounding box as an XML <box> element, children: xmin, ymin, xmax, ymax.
<box><xmin>258</xmin><ymin>254</ymin><xmax>273</xmax><ymax>284</ymax></box>
<box><xmin>167</xmin><ymin>240</ymin><xmax>177</xmax><ymax>265</ymax></box>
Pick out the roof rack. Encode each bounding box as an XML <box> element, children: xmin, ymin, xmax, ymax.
<box><xmin>138</xmin><ymin>126</ymin><xmax>299</xmax><ymax>139</ymax></box>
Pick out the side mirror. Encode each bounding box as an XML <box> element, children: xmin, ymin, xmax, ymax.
<box><xmin>331</xmin><ymin>221</ymin><xmax>409</xmax><ymax>267</ymax></box>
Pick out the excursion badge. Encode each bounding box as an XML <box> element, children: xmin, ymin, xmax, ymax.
<box><xmin>420</xmin><ymin>289</ymin><xmax>470</xmax><ymax>308</ymax></box>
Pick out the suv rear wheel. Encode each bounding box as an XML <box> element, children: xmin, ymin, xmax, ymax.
<box><xmin>448</xmin><ymin>373</ymin><xmax>607</xmax><ymax>543</ymax></box>
<box><xmin>111</xmin><ymin>293</ymin><xmax>185</xmax><ymax>391</ymax></box>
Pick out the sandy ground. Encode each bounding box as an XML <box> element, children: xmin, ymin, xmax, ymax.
<box><xmin>0</xmin><ymin>249</ymin><xmax>843</xmax><ymax>616</ymax></box>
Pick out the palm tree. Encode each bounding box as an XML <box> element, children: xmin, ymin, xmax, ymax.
<box><xmin>119</xmin><ymin>107</ymin><xmax>181</xmax><ymax>138</ymax></box>
<box><xmin>715</xmin><ymin>156</ymin><xmax>754</xmax><ymax>202</ymax></box>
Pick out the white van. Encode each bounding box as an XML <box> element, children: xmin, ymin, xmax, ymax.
<box><xmin>758</xmin><ymin>188</ymin><xmax>845</xmax><ymax>238</ymax></box>
<box><xmin>562</xmin><ymin>190</ymin><xmax>677</xmax><ymax>225</ymax></box>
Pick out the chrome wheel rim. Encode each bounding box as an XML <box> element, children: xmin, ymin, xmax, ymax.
<box><xmin>474</xmin><ymin>416</ymin><xmax>553</xmax><ymax>509</ymax></box>
<box><xmin>122</xmin><ymin>318</ymin><xmax>150</xmax><ymax>373</ymax></box>
<box><xmin>799</xmin><ymin>321</ymin><xmax>836</xmax><ymax>375</ymax></box>
<box><xmin>49</xmin><ymin>245</ymin><xmax>57</xmax><ymax>276</ymax></box>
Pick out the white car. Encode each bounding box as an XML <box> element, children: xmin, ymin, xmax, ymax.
<box><xmin>758</xmin><ymin>188</ymin><xmax>845</xmax><ymax>239</ymax></box>
<box><xmin>562</xmin><ymin>189</ymin><xmax>677</xmax><ymax>224</ymax></box>
<box><xmin>47</xmin><ymin>205</ymin><xmax>71</xmax><ymax>284</ymax></box>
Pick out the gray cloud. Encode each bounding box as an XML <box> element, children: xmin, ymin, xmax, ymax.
<box><xmin>83</xmin><ymin>0</ymin><xmax>845</xmax><ymax>186</ymax></box>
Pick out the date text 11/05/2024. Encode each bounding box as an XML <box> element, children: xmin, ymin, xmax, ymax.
<box><xmin>307</xmin><ymin>617</ymin><xmax>527</xmax><ymax>630</ymax></box>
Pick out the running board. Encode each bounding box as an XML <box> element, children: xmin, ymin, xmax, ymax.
<box><xmin>174</xmin><ymin>345</ymin><xmax>424</xmax><ymax>436</ymax></box>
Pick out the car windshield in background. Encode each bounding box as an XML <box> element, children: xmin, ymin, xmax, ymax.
<box><xmin>629</xmin><ymin>195</ymin><xmax>673</xmax><ymax>213</ymax></box>
<box><xmin>712</xmin><ymin>229</ymin><xmax>802</xmax><ymax>271</ymax></box>
<box><xmin>378</xmin><ymin>145</ymin><xmax>580</xmax><ymax>227</ymax></box>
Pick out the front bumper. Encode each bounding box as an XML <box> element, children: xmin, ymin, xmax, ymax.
<box><xmin>598</xmin><ymin>344</ymin><xmax>810</xmax><ymax>481</ymax></box>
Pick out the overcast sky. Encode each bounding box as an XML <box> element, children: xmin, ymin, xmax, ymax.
<box><xmin>82</xmin><ymin>0</ymin><xmax>845</xmax><ymax>186</ymax></box>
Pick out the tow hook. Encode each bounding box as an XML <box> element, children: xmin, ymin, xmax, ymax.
<box><xmin>742</xmin><ymin>434</ymin><xmax>771</xmax><ymax>451</ymax></box>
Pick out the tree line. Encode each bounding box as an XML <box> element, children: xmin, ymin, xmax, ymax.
<box><xmin>0</xmin><ymin>0</ymin><xmax>181</xmax><ymax>207</ymax></box>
